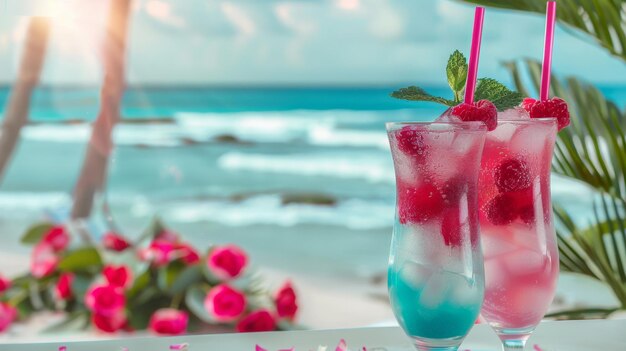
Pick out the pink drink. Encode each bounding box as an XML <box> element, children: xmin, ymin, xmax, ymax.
<box><xmin>478</xmin><ymin>116</ymin><xmax>559</xmax><ymax>336</ymax></box>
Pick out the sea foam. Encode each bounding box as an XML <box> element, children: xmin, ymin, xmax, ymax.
<box><xmin>19</xmin><ymin>110</ymin><xmax>391</xmax><ymax>149</ymax></box>
<box><xmin>217</xmin><ymin>151</ymin><xmax>394</xmax><ymax>183</ymax></box>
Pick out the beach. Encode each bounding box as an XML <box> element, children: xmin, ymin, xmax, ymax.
<box><xmin>0</xmin><ymin>86</ymin><xmax>624</xmax><ymax>337</ymax></box>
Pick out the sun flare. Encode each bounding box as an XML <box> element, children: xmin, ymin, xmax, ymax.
<box><xmin>33</xmin><ymin>0</ymin><xmax>108</xmax><ymax>55</ymax></box>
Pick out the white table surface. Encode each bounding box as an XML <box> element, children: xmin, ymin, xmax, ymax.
<box><xmin>0</xmin><ymin>319</ymin><xmax>624</xmax><ymax>351</ymax></box>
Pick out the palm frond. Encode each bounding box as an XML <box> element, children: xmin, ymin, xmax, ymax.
<box><xmin>457</xmin><ymin>0</ymin><xmax>626</xmax><ymax>63</ymax></box>
<box><xmin>507</xmin><ymin>60</ymin><xmax>626</xmax><ymax>198</ymax></box>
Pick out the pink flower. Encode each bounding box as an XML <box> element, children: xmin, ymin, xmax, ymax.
<box><xmin>206</xmin><ymin>244</ymin><xmax>248</xmax><ymax>280</ymax></box>
<box><xmin>0</xmin><ymin>302</ymin><xmax>17</xmax><ymax>332</ymax></box>
<box><xmin>85</xmin><ymin>284</ymin><xmax>126</xmax><ymax>317</ymax></box>
<box><xmin>55</xmin><ymin>273</ymin><xmax>74</xmax><ymax>300</ymax></box>
<box><xmin>42</xmin><ymin>225</ymin><xmax>70</xmax><ymax>252</ymax></box>
<box><xmin>139</xmin><ymin>240</ymin><xmax>176</xmax><ymax>267</ymax></box>
<box><xmin>148</xmin><ymin>308</ymin><xmax>189</xmax><ymax>335</ymax></box>
<box><xmin>174</xmin><ymin>243</ymin><xmax>200</xmax><ymax>265</ymax></box>
<box><xmin>275</xmin><ymin>281</ymin><xmax>298</xmax><ymax>320</ymax></box>
<box><xmin>103</xmin><ymin>265</ymin><xmax>132</xmax><ymax>289</ymax></box>
<box><xmin>102</xmin><ymin>232</ymin><xmax>131</xmax><ymax>252</ymax></box>
<box><xmin>204</xmin><ymin>284</ymin><xmax>246</xmax><ymax>322</ymax></box>
<box><xmin>30</xmin><ymin>242</ymin><xmax>59</xmax><ymax>278</ymax></box>
<box><xmin>91</xmin><ymin>309</ymin><xmax>126</xmax><ymax>333</ymax></box>
<box><xmin>0</xmin><ymin>274</ymin><xmax>11</xmax><ymax>294</ymax></box>
<box><xmin>236</xmin><ymin>309</ymin><xmax>276</xmax><ymax>333</ymax></box>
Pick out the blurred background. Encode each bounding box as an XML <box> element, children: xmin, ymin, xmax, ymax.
<box><xmin>0</xmin><ymin>0</ymin><xmax>625</xmax><ymax>338</ymax></box>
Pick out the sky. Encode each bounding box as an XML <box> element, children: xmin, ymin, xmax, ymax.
<box><xmin>0</xmin><ymin>0</ymin><xmax>625</xmax><ymax>86</ymax></box>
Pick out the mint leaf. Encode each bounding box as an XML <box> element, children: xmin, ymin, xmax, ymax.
<box><xmin>446</xmin><ymin>50</ymin><xmax>468</xmax><ymax>103</ymax></box>
<box><xmin>391</xmin><ymin>86</ymin><xmax>455</xmax><ymax>106</ymax></box>
<box><xmin>474</xmin><ymin>78</ymin><xmax>523</xmax><ymax>111</ymax></box>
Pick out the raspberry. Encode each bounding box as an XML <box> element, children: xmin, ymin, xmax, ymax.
<box><xmin>441</xmin><ymin>209</ymin><xmax>463</xmax><ymax>247</ymax></box>
<box><xmin>523</xmin><ymin>97</ymin><xmax>570</xmax><ymax>131</ymax></box>
<box><xmin>484</xmin><ymin>193</ymin><xmax>518</xmax><ymax>225</ymax></box>
<box><xmin>441</xmin><ymin>177</ymin><xmax>466</xmax><ymax>208</ymax></box>
<box><xmin>519</xmin><ymin>206</ymin><xmax>535</xmax><ymax>225</ymax></box>
<box><xmin>395</xmin><ymin>126</ymin><xmax>429</xmax><ymax>161</ymax></box>
<box><xmin>397</xmin><ymin>182</ymin><xmax>444</xmax><ymax>224</ymax></box>
<box><xmin>494</xmin><ymin>158</ymin><xmax>532</xmax><ymax>192</ymax></box>
<box><xmin>510</xmin><ymin>188</ymin><xmax>536</xmax><ymax>225</ymax></box>
<box><xmin>451</xmin><ymin>100</ymin><xmax>498</xmax><ymax>131</ymax></box>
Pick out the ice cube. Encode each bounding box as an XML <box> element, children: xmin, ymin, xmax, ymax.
<box><xmin>393</xmin><ymin>151</ymin><xmax>419</xmax><ymax>185</ymax></box>
<box><xmin>484</xmin><ymin>257</ymin><xmax>508</xmax><ymax>292</ymax></box>
<box><xmin>482</xmin><ymin>231</ymin><xmax>519</xmax><ymax>259</ymax></box>
<box><xmin>396</xmin><ymin>223</ymin><xmax>446</xmax><ymax>265</ymax></box>
<box><xmin>450</xmin><ymin>132</ymin><xmax>481</xmax><ymax>158</ymax></box>
<box><xmin>489</xmin><ymin>122</ymin><xmax>518</xmax><ymax>144</ymax></box>
<box><xmin>425</xmin><ymin>158</ymin><xmax>458</xmax><ymax>184</ymax></box>
<box><xmin>447</xmin><ymin>273</ymin><xmax>481</xmax><ymax>307</ymax></box>
<box><xmin>509</xmin><ymin>122</ymin><xmax>551</xmax><ymax>159</ymax></box>
<box><xmin>434</xmin><ymin>108</ymin><xmax>458</xmax><ymax>123</ymax></box>
<box><xmin>504</xmin><ymin>249</ymin><xmax>546</xmax><ymax>275</ymax></box>
<box><xmin>498</xmin><ymin>107</ymin><xmax>530</xmax><ymax>121</ymax></box>
<box><xmin>399</xmin><ymin>261</ymin><xmax>435</xmax><ymax>290</ymax></box>
<box><xmin>509</xmin><ymin>221</ymin><xmax>543</xmax><ymax>251</ymax></box>
<box><xmin>419</xmin><ymin>269</ymin><xmax>450</xmax><ymax>309</ymax></box>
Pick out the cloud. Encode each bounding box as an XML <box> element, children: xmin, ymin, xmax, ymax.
<box><xmin>0</xmin><ymin>0</ymin><xmax>624</xmax><ymax>85</ymax></box>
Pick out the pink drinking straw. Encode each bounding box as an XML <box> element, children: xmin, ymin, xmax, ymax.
<box><xmin>463</xmin><ymin>7</ymin><xmax>486</xmax><ymax>104</ymax></box>
<box><xmin>540</xmin><ymin>1</ymin><xmax>557</xmax><ymax>101</ymax></box>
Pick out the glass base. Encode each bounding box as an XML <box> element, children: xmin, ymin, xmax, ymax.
<box><xmin>492</xmin><ymin>325</ymin><xmax>535</xmax><ymax>351</ymax></box>
<box><xmin>411</xmin><ymin>335</ymin><xmax>463</xmax><ymax>351</ymax></box>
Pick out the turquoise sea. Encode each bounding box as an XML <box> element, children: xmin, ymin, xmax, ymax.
<box><xmin>0</xmin><ymin>85</ymin><xmax>623</xmax><ymax>280</ymax></box>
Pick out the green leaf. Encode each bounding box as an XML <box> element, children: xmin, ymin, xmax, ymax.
<box><xmin>185</xmin><ymin>285</ymin><xmax>215</xmax><ymax>323</ymax></box>
<box><xmin>20</xmin><ymin>223</ymin><xmax>54</xmax><ymax>245</ymax></box>
<box><xmin>157</xmin><ymin>261</ymin><xmax>186</xmax><ymax>292</ymax></box>
<box><xmin>127</xmin><ymin>269</ymin><xmax>151</xmax><ymax>300</ymax></box>
<box><xmin>546</xmin><ymin>307</ymin><xmax>619</xmax><ymax>320</ymax></box>
<box><xmin>158</xmin><ymin>262</ymin><xmax>203</xmax><ymax>295</ymax></box>
<box><xmin>390</xmin><ymin>86</ymin><xmax>455</xmax><ymax>106</ymax></box>
<box><xmin>446</xmin><ymin>50</ymin><xmax>468</xmax><ymax>103</ymax></box>
<box><xmin>474</xmin><ymin>78</ymin><xmax>523</xmax><ymax>111</ymax></box>
<box><xmin>127</xmin><ymin>288</ymin><xmax>170</xmax><ymax>330</ymax></box>
<box><xmin>169</xmin><ymin>265</ymin><xmax>203</xmax><ymax>296</ymax></box>
<box><xmin>456</xmin><ymin>0</ymin><xmax>626</xmax><ymax>63</ymax></box>
<box><xmin>58</xmin><ymin>247</ymin><xmax>103</xmax><ymax>272</ymax></box>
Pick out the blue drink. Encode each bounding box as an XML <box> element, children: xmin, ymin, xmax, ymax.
<box><xmin>388</xmin><ymin>263</ymin><xmax>483</xmax><ymax>340</ymax></box>
<box><xmin>386</xmin><ymin>122</ymin><xmax>486</xmax><ymax>350</ymax></box>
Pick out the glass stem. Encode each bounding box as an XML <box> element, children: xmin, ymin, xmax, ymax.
<box><xmin>501</xmin><ymin>339</ymin><xmax>526</xmax><ymax>351</ymax></box>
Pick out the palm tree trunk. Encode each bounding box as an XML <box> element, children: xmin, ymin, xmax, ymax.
<box><xmin>0</xmin><ymin>18</ymin><xmax>50</xmax><ymax>182</ymax></box>
<box><xmin>71</xmin><ymin>0</ymin><xmax>132</xmax><ymax>219</ymax></box>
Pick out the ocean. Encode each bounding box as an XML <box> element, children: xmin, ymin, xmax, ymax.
<box><xmin>0</xmin><ymin>85</ymin><xmax>623</xmax><ymax>281</ymax></box>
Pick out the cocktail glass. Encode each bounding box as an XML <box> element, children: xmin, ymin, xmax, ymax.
<box><xmin>387</xmin><ymin>122</ymin><xmax>487</xmax><ymax>351</ymax></box>
<box><xmin>478</xmin><ymin>116</ymin><xmax>559</xmax><ymax>350</ymax></box>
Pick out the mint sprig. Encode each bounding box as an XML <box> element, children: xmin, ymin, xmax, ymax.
<box><xmin>446</xmin><ymin>50</ymin><xmax>468</xmax><ymax>103</ymax></box>
<box><xmin>391</xmin><ymin>50</ymin><xmax>523</xmax><ymax>111</ymax></box>
<box><xmin>474</xmin><ymin>78</ymin><xmax>524</xmax><ymax>111</ymax></box>
<box><xmin>391</xmin><ymin>86</ymin><xmax>455</xmax><ymax>106</ymax></box>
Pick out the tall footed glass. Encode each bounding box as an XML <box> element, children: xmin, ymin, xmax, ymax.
<box><xmin>478</xmin><ymin>117</ymin><xmax>559</xmax><ymax>350</ymax></box>
<box><xmin>386</xmin><ymin>122</ymin><xmax>487</xmax><ymax>351</ymax></box>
